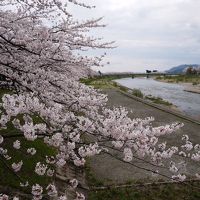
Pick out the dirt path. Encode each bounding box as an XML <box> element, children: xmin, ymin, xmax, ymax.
<box><xmin>88</xmin><ymin>89</ymin><xmax>200</xmax><ymax>185</ymax></box>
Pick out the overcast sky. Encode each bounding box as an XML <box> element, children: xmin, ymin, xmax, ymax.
<box><xmin>71</xmin><ymin>0</ymin><xmax>200</xmax><ymax>73</ymax></box>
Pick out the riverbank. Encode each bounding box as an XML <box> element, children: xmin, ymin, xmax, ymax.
<box><xmin>155</xmin><ymin>75</ymin><xmax>200</xmax><ymax>94</ymax></box>
<box><xmin>182</xmin><ymin>83</ymin><xmax>200</xmax><ymax>94</ymax></box>
<box><xmin>87</xmin><ymin>88</ymin><xmax>200</xmax><ymax>199</ymax></box>
<box><xmin>80</xmin><ymin>78</ymin><xmax>200</xmax><ymax>199</ymax></box>
<box><xmin>114</xmin><ymin>77</ymin><xmax>200</xmax><ymax>121</ymax></box>
<box><xmin>156</xmin><ymin>79</ymin><xmax>200</xmax><ymax>94</ymax></box>
<box><xmin>82</xmin><ymin>77</ymin><xmax>181</xmax><ymax>113</ymax></box>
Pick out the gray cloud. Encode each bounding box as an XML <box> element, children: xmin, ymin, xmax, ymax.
<box><xmin>70</xmin><ymin>0</ymin><xmax>200</xmax><ymax>72</ymax></box>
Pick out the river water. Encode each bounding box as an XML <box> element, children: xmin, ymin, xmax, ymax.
<box><xmin>115</xmin><ymin>77</ymin><xmax>200</xmax><ymax>120</ymax></box>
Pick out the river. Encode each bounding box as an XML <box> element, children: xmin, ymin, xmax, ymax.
<box><xmin>115</xmin><ymin>77</ymin><xmax>200</xmax><ymax>120</ymax></box>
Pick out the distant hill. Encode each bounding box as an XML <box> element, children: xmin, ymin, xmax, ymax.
<box><xmin>166</xmin><ymin>64</ymin><xmax>200</xmax><ymax>74</ymax></box>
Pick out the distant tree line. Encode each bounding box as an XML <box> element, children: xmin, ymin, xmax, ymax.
<box><xmin>186</xmin><ymin>67</ymin><xmax>200</xmax><ymax>75</ymax></box>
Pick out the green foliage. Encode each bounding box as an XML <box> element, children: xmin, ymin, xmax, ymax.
<box><xmin>82</xmin><ymin>77</ymin><xmax>174</xmax><ymax>107</ymax></box>
<box><xmin>145</xmin><ymin>95</ymin><xmax>172</xmax><ymax>106</ymax></box>
<box><xmin>192</xmin><ymin>82</ymin><xmax>198</xmax><ymax>86</ymax></box>
<box><xmin>81</xmin><ymin>77</ymin><xmax>129</xmax><ymax>91</ymax></box>
<box><xmin>0</xmin><ymin>88</ymin><xmax>13</xmax><ymax>100</ymax></box>
<box><xmin>155</xmin><ymin>76</ymin><xmax>162</xmax><ymax>80</ymax></box>
<box><xmin>88</xmin><ymin>182</ymin><xmax>200</xmax><ymax>200</ymax></box>
<box><xmin>118</xmin><ymin>85</ymin><xmax>128</xmax><ymax>92</ymax></box>
<box><xmin>156</xmin><ymin>75</ymin><xmax>200</xmax><ymax>84</ymax></box>
<box><xmin>186</xmin><ymin>67</ymin><xmax>198</xmax><ymax>75</ymax></box>
<box><xmin>85</xmin><ymin>163</ymin><xmax>104</xmax><ymax>187</ymax></box>
<box><xmin>0</xmin><ymin>137</ymin><xmax>56</xmax><ymax>191</ymax></box>
<box><xmin>112</xmin><ymin>82</ymin><xmax>118</xmax><ymax>87</ymax></box>
<box><xmin>81</xmin><ymin>77</ymin><xmax>114</xmax><ymax>89</ymax></box>
<box><xmin>132</xmin><ymin>89</ymin><xmax>144</xmax><ymax>98</ymax></box>
<box><xmin>0</xmin><ymin>89</ymin><xmax>56</xmax><ymax>192</ymax></box>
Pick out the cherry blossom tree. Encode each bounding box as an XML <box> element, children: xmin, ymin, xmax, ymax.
<box><xmin>0</xmin><ymin>0</ymin><xmax>199</xmax><ymax>199</ymax></box>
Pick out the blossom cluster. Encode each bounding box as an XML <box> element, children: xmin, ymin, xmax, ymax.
<box><xmin>0</xmin><ymin>0</ymin><xmax>200</xmax><ymax>199</ymax></box>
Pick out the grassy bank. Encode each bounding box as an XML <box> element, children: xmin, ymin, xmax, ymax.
<box><xmin>0</xmin><ymin>89</ymin><xmax>56</xmax><ymax>195</ymax></box>
<box><xmin>88</xmin><ymin>182</ymin><xmax>200</xmax><ymax>200</ymax></box>
<box><xmin>82</xmin><ymin>77</ymin><xmax>173</xmax><ymax>107</ymax></box>
<box><xmin>145</xmin><ymin>95</ymin><xmax>172</xmax><ymax>106</ymax></box>
<box><xmin>86</xmin><ymin>158</ymin><xmax>200</xmax><ymax>200</ymax></box>
<box><xmin>0</xmin><ymin>137</ymin><xmax>56</xmax><ymax>192</ymax></box>
<box><xmin>83</xmin><ymin>76</ymin><xmax>200</xmax><ymax>200</ymax></box>
<box><xmin>156</xmin><ymin>75</ymin><xmax>200</xmax><ymax>85</ymax></box>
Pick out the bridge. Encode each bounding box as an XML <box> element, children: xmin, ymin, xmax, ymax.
<box><xmin>95</xmin><ymin>72</ymin><xmax>175</xmax><ymax>79</ymax></box>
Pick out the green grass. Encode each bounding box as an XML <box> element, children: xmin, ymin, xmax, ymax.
<box><xmin>145</xmin><ymin>95</ymin><xmax>172</xmax><ymax>106</ymax></box>
<box><xmin>88</xmin><ymin>182</ymin><xmax>200</xmax><ymax>200</ymax></box>
<box><xmin>81</xmin><ymin>77</ymin><xmax>114</xmax><ymax>89</ymax></box>
<box><xmin>82</xmin><ymin>77</ymin><xmax>173</xmax><ymax>107</ymax></box>
<box><xmin>132</xmin><ymin>89</ymin><xmax>144</xmax><ymax>98</ymax></box>
<box><xmin>0</xmin><ymin>88</ymin><xmax>12</xmax><ymax>99</ymax></box>
<box><xmin>156</xmin><ymin>75</ymin><xmax>200</xmax><ymax>84</ymax></box>
<box><xmin>85</xmin><ymin>163</ymin><xmax>104</xmax><ymax>187</ymax></box>
<box><xmin>0</xmin><ymin>137</ymin><xmax>56</xmax><ymax>191</ymax></box>
<box><xmin>0</xmin><ymin>89</ymin><xmax>57</xmax><ymax>194</ymax></box>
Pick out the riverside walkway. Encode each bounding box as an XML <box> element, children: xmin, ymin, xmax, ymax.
<box><xmin>88</xmin><ymin>88</ymin><xmax>200</xmax><ymax>185</ymax></box>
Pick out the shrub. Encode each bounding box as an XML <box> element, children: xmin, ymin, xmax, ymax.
<box><xmin>132</xmin><ymin>89</ymin><xmax>144</xmax><ymax>98</ymax></box>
